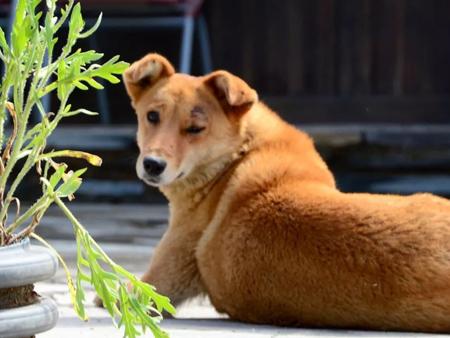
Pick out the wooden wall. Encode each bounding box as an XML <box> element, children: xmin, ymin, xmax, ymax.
<box><xmin>202</xmin><ymin>0</ymin><xmax>450</xmax><ymax>123</ymax></box>
<box><xmin>204</xmin><ymin>0</ymin><xmax>450</xmax><ymax>96</ymax></box>
<box><xmin>63</xmin><ymin>0</ymin><xmax>450</xmax><ymax>124</ymax></box>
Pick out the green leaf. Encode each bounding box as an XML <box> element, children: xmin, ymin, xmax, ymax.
<box><xmin>85</xmin><ymin>78</ymin><xmax>104</xmax><ymax>89</ymax></box>
<box><xmin>73</xmin><ymin>167</ymin><xmax>88</xmax><ymax>178</ymax></box>
<box><xmin>64</xmin><ymin>108</ymin><xmax>98</xmax><ymax>117</ymax></box>
<box><xmin>73</xmin><ymin>81</ymin><xmax>89</xmax><ymax>90</ymax></box>
<box><xmin>77</xmin><ymin>270</ymin><xmax>91</xmax><ymax>281</ymax></box>
<box><xmin>130</xmin><ymin>279</ymin><xmax>175</xmax><ymax>315</ymax></box>
<box><xmin>119</xmin><ymin>286</ymin><xmax>140</xmax><ymax>338</ymax></box>
<box><xmin>57</xmin><ymin>178</ymin><xmax>81</xmax><ymax>197</ymax></box>
<box><xmin>11</xmin><ymin>0</ymin><xmax>27</xmax><ymax>56</ymax></box>
<box><xmin>54</xmin><ymin>0</ymin><xmax>74</xmax><ymax>32</ymax></box>
<box><xmin>75</xmin><ymin>275</ymin><xmax>87</xmax><ymax>320</ymax></box>
<box><xmin>101</xmin><ymin>271</ymin><xmax>120</xmax><ymax>281</ymax></box>
<box><xmin>66</xmin><ymin>50</ymin><xmax>104</xmax><ymax>66</ymax></box>
<box><xmin>0</xmin><ymin>27</ymin><xmax>9</xmax><ymax>55</ymax></box>
<box><xmin>73</xmin><ymin>232</ymin><xmax>89</xmax><ymax>321</ymax></box>
<box><xmin>39</xmin><ymin>150</ymin><xmax>102</xmax><ymax>166</ymax></box>
<box><xmin>49</xmin><ymin>164</ymin><xmax>67</xmax><ymax>188</ymax></box>
<box><xmin>79</xmin><ymin>12</ymin><xmax>103</xmax><ymax>39</ymax></box>
<box><xmin>57</xmin><ymin>60</ymin><xmax>68</xmax><ymax>100</ymax></box>
<box><xmin>56</xmin><ymin>168</ymin><xmax>86</xmax><ymax>197</ymax></box>
<box><xmin>68</xmin><ymin>3</ymin><xmax>84</xmax><ymax>43</ymax></box>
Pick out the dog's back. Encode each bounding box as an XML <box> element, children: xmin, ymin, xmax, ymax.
<box><xmin>197</xmin><ymin>102</ymin><xmax>450</xmax><ymax>332</ymax></box>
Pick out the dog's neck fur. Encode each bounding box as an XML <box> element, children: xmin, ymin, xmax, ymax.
<box><xmin>160</xmin><ymin>129</ymin><xmax>251</xmax><ymax>209</ymax></box>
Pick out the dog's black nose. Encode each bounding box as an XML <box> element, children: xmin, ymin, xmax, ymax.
<box><xmin>143</xmin><ymin>157</ymin><xmax>166</xmax><ymax>176</ymax></box>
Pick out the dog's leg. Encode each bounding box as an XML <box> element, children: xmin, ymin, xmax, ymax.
<box><xmin>94</xmin><ymin>227</ymin><xmax>204</xmax><ymax>313</ymax></box>
<box><xmin>140</xmin><ymin>227</ymin><xmax>204</xmax><ymax>310</ymax></box>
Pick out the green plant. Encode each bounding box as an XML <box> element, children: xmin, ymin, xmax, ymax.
<box><xmin>0</xmin><ymin>0</ymin><xmax>175</xmax><ymax>337</ymax></box>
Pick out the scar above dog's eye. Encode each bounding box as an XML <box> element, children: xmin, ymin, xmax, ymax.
<box><xmin>191</xmin><ymin>106</ymin><xmax>206</xmax><ymax>119</ymax></box>
<box><xmin>147</xmin><ymin>110</ymin><xmax>160</xmax><ymax>124</ymax></box>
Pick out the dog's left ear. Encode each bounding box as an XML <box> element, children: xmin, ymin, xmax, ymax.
<box><xmin>204</xmin><ymin>71</ymin><xmax>258</xmax><ymax>118</ymax></box>
<box><xmin>123</xmin><ymin>53</ymin><xmax>175</xmax><ymax>107</ymax></box>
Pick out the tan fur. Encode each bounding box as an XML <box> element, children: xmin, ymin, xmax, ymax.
<box><xmin>125</xmin><ymin>53</ymin><xmax>450</xmax><ymax>332</ymax></box>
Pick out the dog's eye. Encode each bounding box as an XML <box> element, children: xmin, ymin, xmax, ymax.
<box><xmin>185</xmin><ymin>126</ymin><xmax>205</xmax><ymax>134</ymax></box>
<box><xmin>147</xmin><ymin>110</ymin><xmax>160</xmax><ymax>124</ymax></box>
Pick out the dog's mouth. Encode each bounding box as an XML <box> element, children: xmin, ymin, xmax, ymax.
<box><xmin>142</xmin><ymin>171</ymin><xmax>185</xmax><ymax>187</ymax></box>
<box><xmin>143</xmin><ymin>176</ymin><xmax>161</xmax><ymax>186</ymax></box>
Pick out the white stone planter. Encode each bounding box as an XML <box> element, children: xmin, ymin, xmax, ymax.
<box><xmin>0</xmin><ymin>238</ymin><xmax>59</xmax><ymax>338</ymax></box>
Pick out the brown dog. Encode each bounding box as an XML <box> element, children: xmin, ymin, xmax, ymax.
<box><xmin>123</xmin><ymin>53</ymin><xmax>450</xmax><ymax>332</ymax></box>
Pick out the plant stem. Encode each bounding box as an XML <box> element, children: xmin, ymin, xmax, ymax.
<box><xmin>31</xmin><ymin>232</ymin><xmax>78</xmax><ymax>307</ymax></box>
<box><xmin>10</xmin><ymin>200</ymin><xmax>50</xmax><ymax>242</ymax></box>
<box><xmin>31</xmin><ymin>232</ymin><xmax>71</xmax><ymax>278</ymax></box>
<box><xmin>0</xmin><ymin>92</ymin><xmax>69</xmax><ymax>224</ymax></box>
<box><xmin>0</xmin><ymin>149</ymin><xmax>38</xmax><ymax>224</ymax></box>
<box><xmin>6</xmin><ymin>194</ymin><xmax>49</xmax><ymax>234</ymax></box>
<box><xmin>0</xmin><ymin>46</ymin><xmax>47</xmax><ymax>202</ymax></box>
<box><xmin>0</xmin><ymin>72</ymin><xmax>13</xmax><ymax>161</ymax></box>
<box><xmin>0</xmin><ymin>95</ymin><xmax>7</xmax><ymax>154</ymax></box>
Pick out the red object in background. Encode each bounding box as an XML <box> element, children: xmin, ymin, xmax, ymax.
<box><xmin>73</xmin><ymin>0</ymin><xmax>204</xmax><ymax>16</ymax></box>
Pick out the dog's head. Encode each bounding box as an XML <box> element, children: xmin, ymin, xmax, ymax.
<box><xmin>124</xmin><ymin>53</ymin><xmax>258</xmax><ymax>187</ymax></box>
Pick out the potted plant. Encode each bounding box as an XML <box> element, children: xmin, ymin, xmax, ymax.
<box><xmin>0</xmin><ymin>0</ymin><xmax>174</xmax><ymax>337</ymax></box>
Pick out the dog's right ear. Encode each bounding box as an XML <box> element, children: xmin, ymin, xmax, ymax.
<box><xmin>204</xmin><ymin>70</ymin><xmax>258</xmax><ymax>119</ymax></box>
<box><xmin>123</xmin><ymin>53</ymin><xmax>175</xmax><ymax>106</ymax></box>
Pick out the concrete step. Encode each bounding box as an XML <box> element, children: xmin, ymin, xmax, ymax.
<box><xmin>336</xmin><ymin>173</ymin><xmax>450</xmax><ymax>196</ymax></box>
<box><xmin>41</xmin><ymin>124</ymin><xmax>450</xmax><ymax>150</ymax></box>
<box><xmin>9</xmin><ymin>124</ymin><xmax>450</xmax><ymax>201</ymax></box>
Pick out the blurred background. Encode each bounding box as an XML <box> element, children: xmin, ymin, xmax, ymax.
<box><xmin>0</xmin><ymin>1</ymin><xmax>443</xmax><ymax>327</ymax></box>
<box><xmin>4</xmin><ymin>0</ymin><xmax>450</xmax><ymax>203</ymax></box>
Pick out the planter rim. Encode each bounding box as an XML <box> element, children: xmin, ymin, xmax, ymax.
<box><xmin>0</xmin><ymin>237</ymin><xmax>30</xmax><ymax>251</ymax></box>
<box><xmin>0</xmin><ymin>296</ymin><xmax>59</xmax><ymax>338</ymax></box>
<box><xmin>0</xmin><ymin>237</ymin><xmax>58</xmax><ymax>288</ymax></box>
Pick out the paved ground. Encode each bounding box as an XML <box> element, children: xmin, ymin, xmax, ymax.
<box><xmin>31</xmin><ymin>203</ymin><xmax>449</xmax><ymax>338</ymax></box>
